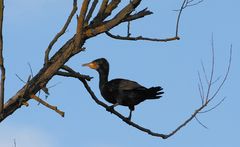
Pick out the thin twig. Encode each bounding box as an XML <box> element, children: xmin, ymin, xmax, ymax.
<box><xmin>30</xmin><ymin>94</ymin><xmax>64</xmax><ymax>117</ymax></box>
<box><xmin>27</xmin><ymin>62</ymin><xmax>34</xmax><ymax>77</ymax></box>
<box><xmin>44</xmin><ymin>0</ymin><xmax>78</xmax><ymax>64</ymax></box>
<box><xmin>197</xmin><ymin>83</ymin><xmax>204</xmax><ymax>105</ymax></box>
<box><xmin>48</xmin><ymin>81</ymin><xmax>62</xmax><ymax>89</ymax></box>
<box><xmin>194</xmin><ymin>116</ymin><xmax>208</xmax><ymax>129</ymax></box>
<box><xmin>200</xmin><ymin>97</ymin><xmax>226</xmax><ymax>114</ymax></box>
<box><xmin>197</xmin><ymin>71</ymin><xmax>205</xmax><ymax>104</ymax></box>
<box><xmin>175</xmin><ymin>0</ymin><xmax>187</xmax><ymax>37</ymax></box>
<box><xmin>15</xmin><ymin>74</ymin><xmax>26</xmax><ymax>83</ymax></box>
<box><xmin>209</xmin><ymin>46</ymin><xmax>232</xmax><ymax>101</ymax></box>
<box><xmin>201</xmin><ymin>61</ymin><xmax>209</xmax><ymax>84</ymax></box>
<box><xmin>0</xmin><ymin>0</ymin><xmax>5</xmax><ymax>114</ymax></box>
<box><xmin>184</xmin><ymin>0</ymin><xmax>204</xmax><ymax>8</ymax></box>
<box><xmin>205</xmin><ymin>35</ymin><xmax>215</xmax><ymax>101</ymax></box>
<box><xmin>211</xmin><ymin>76</ymin><xmax>221</xmax><ymax>85</ymax></box>
<box><xmin>173</xmin><ymin>0</ymin><xmax>204</xmax><ymax>11</ymax></box>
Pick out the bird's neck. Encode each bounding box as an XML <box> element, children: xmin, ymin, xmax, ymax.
<box><xmin>98</xmin><ymin>69</ymin><xmax>109</xmax><ymax>89</ymax></box>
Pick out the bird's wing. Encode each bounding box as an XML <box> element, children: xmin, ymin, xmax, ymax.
<box><xmin>108</xmin><ymin>79</ymin><xmax>146</xmax><ymax>91</ymax></box>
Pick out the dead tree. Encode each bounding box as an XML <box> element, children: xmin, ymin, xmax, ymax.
<box><xmin>0</xmin><ymin>0</ymin><xmax>231</xmax><ymax>139</ymax></box>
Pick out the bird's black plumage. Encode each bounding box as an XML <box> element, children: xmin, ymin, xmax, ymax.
<box><xmin>83</xmin><ymin>58</ymin><xmax>164</xmax><ymax>120</ymax></box>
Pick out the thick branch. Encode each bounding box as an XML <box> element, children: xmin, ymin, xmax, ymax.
<box><xmin>102</xmin><ymin>0</ymin><xmax>121</xmax><ymax>20</ymax></box>
<box><xmin>30</xmin><ymin>94</ymin><xmax>64</xmax><ymax>117</ymax></box>
<box><xmin>44</xmin><ymin>0</ymin><xmax>78</xmax><ymax>64</ymax></box>
<box><xmin>75</xmin><ymin>0</ymin><xmax>90</xmax><ymax>48</ymax></box>
<box><xmin>0</xmin><ymin>0</ymin><xmax>4</xmax><ymax>114</ymax></box>
<box><xmin>91</xmin><ymin>0</ymin><xmax>109</xmax><ymax>25</ymax></box>
<box><xmin>85</xmin><ymin>0</ymin><xmax>99</xmax><ymax>25</ymax></box>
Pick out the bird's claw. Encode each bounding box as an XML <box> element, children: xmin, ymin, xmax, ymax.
<box><xmin>106</xmin><ymin>105</ymin><xmax>114</xmax><ymax>113</ymax></box>
<box><xmin>125</xmin><ymin>116</ymin><xmax>131</xmax><ymax>121</ymax></box>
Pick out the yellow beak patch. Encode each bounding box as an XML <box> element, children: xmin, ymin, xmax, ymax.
<box><xmin>82</xmin><ymin>62</ymin><xmax>98</xmax><ymax>69</ymax></box>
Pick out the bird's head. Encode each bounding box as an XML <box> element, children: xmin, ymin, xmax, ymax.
<box><xmin>82</xmin><ymin>58</ymin><xmax>109</xmax><ymax>73</ymax></box>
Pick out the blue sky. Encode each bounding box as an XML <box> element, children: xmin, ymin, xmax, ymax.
<box><xmin>0</xmin><ymin>0</ymin><xmax>239</xmax><ymax>147</ymax></box>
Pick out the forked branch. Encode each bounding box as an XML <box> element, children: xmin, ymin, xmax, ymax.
<box><xmin>105</xmin><ymin>0</ymin><xmax>191</xmax><ymax>42</ymax></box>
<box><xmin>30</xmin><ymin>94</ymin><xmax>65</xmax><ymax>117</ymax></box>
<box><xmin>44</xmin><ymin>0</ymin><xmax>78</xmax><ymax>64</ymax></box>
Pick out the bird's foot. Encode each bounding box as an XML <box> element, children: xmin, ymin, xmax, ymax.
<box><xmin>106</xmin><ymin>105</ymin><xmax>115</xmax><ymax>113</ymax></box>
<box><xmin>125</xmin><ymin>110</ymin><xmax>132</xmax><ymax>121</ymax></box>
<box><xmin>125</xmin><ymin>115</ymin><xmax>132</xmax><ymax>121</ymax></box>
<box><xmin>125</xmin><ymin>116</ymin><xmax>131</xmax><ymax>121</ymax></box>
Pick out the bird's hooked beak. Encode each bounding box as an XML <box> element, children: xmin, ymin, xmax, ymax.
<box><xmin>82</xmin><ymin>61</ymin><xmax>99</xmax><ymax>69</ymax></box>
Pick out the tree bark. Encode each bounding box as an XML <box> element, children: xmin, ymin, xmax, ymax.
<box><xmin>0</xmin><ymin>36</ymin><xmax>83</xmax><ymax>122</ymax></box>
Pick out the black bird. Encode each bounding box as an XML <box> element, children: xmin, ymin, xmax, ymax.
<box><xmin>83</xmin><ymin>58</ymin><xmax>164</xmax><ymax>120</ymax></box>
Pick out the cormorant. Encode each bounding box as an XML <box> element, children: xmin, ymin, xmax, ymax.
<box><xmin>83</xmin><ymin>58</ymin><xmax>164</xmax><ymax>120</ymax></box>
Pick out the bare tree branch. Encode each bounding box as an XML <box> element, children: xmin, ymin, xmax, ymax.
<box><xmin>90</xmin><ymin>0</ymin><xmax>109</xmax><ymax>26</ymax></box>
<box><xmin>75</xmin><ymin>0</ymin><xmax>90</xmax><ymax>48</ymax></box>
<box><xmin>85</xmin><ymin>0</ymin><xmax>99</xmax><ymax>25</ymax></box>
<box><xmin>205</xmin><ymin>35</ymin><xmax>215</xmax><ymax>101</ymax></box>
<box><xmin>201</xmin><ymin>61</ymin><xmax>209</xmax><ymax>84</ymax></box>
<box><xmin>90</xmin><ymin>0</ymin><xmax>123</xmax><ymax>26</ymax></box>
<box><xmin>183</xmin><ymin>0</ymin><xmax>204</xmax><ymax>9</ymax></box>
<box><xmin>194</xmin><ymin>116</ymin><xmax>208</xmax><ymax>129</ymax></box>
<box><xmin>0</xmin><ymin>0</ymin><xmax>4</xmax><ymax>114</ymax></box>
<box><xmin>104</xmin><ymin>0</ymin><xmax>189</xmax><ymax>42</ymax></box>
<box><xmin>44</xmin><ymin>0</ymin><xmax>78</xmax><ymax>64</ymax></box>
<box><xmin>175</xmin><ymin>0</ymin><xmax>187</xmax><ymax>37</ymax></box>
<box><xmin>30</xmin><ymin>94</ymin><xmax>64</xmax><ymax>117</ymax></box>
<box><xmin>105</xmin><ymin>31</ymin><xmax>180</xmax><ymax>42</ymax></box>
<box><xmin>197</xmin><ymin>71</ymin><xmax>205</xmax><ymax>104</ymax></box>
<box><xmin>173</xmin><ymin>0</ymin><xmax>204</xmax><ymax>11</ymax></box>
<box><xmin>199</xmin><ymin>97</ymin><xmax>226</xmax><ymax>113</ymax></box>
<box><xmin>85</xmin><ymin>0</ymin><xmax>142</xmax><ymax>37</ymax></box>
<box><xmin>56</xmin><ymin>71</ymin><xmax>92</xmax><ymax>81</ymax></box>
<box><xmin>209</xmin><ymin>45</ymin><xmax>232</xmax><ymax>101</ymax></box>
<box><xmin>122</xmin><ymin>8</ymin><xmax>153</xmax><ymax>22</ymax></box>
<box><xmin>197</xmin><ymin>44</ymin><xmax>232</xmax><ymax>114</ymax></box>
<box><xmin>15</xmin><ymin>74</ymin><xmax>27</xmax><ymax>84</ymax></box>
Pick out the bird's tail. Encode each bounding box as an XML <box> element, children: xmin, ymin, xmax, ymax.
<box><xmin>145</xmin><ymin>86</ymin><xmax>164</xmax><ymax>99</ymax></box>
